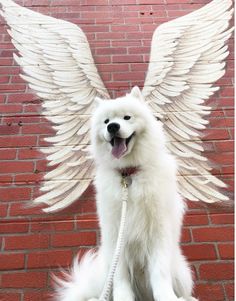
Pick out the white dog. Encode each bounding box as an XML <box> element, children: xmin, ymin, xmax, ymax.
<box><xmin>55</xmin><ymin>87</ymin><xmax>197</xmax><ymax>301</ymax></box>
<box><xmin>0</xmin><ymin>1</ymin><xmax>231</xmax><ymax>300</ymax></box>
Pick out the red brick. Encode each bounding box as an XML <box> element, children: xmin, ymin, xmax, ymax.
<box><xmin>0</xmin><ymin>67</ymin><xmax>20</xmax><ymax>75</ymax></box>
<box><xmin>15</xmin><ymin>173</ymin><xmax>43</xmax><ymax>183</ymax></box>
<box><xmin>210</xmin><ymin>213</ymin><xmax>234</xmax><ymax>225</ymax></box>
<box><xmin>214</xmin><ymin>140</ymin><xmax>234</xmax><ymax>152</ymax></box>
<box><xmin>0</xmin><ymin>222</ymin><xmax>29</xmax><ymax>233</ymax></box>
<box><xmin>208</xmin><ymin>152</ymin><xmax>233</xmax><ymax>165</ymax></box>
<box><xmin>7</xmin><ymin>93</ymin><xmax>35</xmax><ymax>103</ymax></box>
<box><xmin>0</xmin><ymin>58</ymin><xmax>13</xmax><ymax>65</ymax></box>
<box><xmin>0</xmin><ymin>104</ymin><xmax>22</xmax><ymax>113</ymax></box>
<box><xmin>96</xmin><ymin>47</ymin><xmax>127</xmax><ymax>55</ymax></box>
<box><xmin>107</xmin><ymin>0</ymin><xmax>136</xmax><ymax>4</ymax></box>
<box><xmin>199</xmin><ymin>263</ymin><xmax>234</xmax><ymax>280</ymax></box>
<box><xmin>98</xmin><ymin>63</ymin><xmax>129</xmax><ymax>72</ymax></box>
<box><xmin>195</xmin><ymin>283</ymin><xmax>225</xmax><ymax>301</ymax></box>
<box><xmin>25</xmin><ymin>0</ymin><xmax>51</xmax><ymax>5</ymax></box>
<box><xmin>23</xmin><ymin>291</ymin><xmax>50</xmax><ymax>301</ymax></box>
<box><xmin>203</xmin><ymin>128</ymin><xmax>230</xmax><ymax>140</ymax></box>
<box><xmin>31</xmin><ymin>220</ymin><xmax>74</xmax><ymax>232</ymax></box>
<box><xmin>23</xmin><ymin>103</ymin><xmax>42</xmax><ymax>113</ymax></box>
<box><xmin>112</xmin><ymin>55</ymin><xmax>143</xmax><ymax>63</ymax></box>
<box><xmin>4</xmin><ymin>234</ymin><xmax>49</xmax><ymax>250</ymax></box>
<box><xmin>126</xmin><ymin>32</ymin><xmax>151</xmax><ymax>40</ymax></box>
<box><xmin>218</xmin><ymin>243</ymin><xmax>234</xmax><ymax>259</ymax></box>
<box><xmin>183</xmin><ymin>214</ymin><xmax>209</xmax><ymax>226</ymax></box>
<box><xmin>80</xmin><ymin>0</ymin><xmax>109</xmax><ymax>5</ymax></box>
<box><xmin>113</xmin><ymin>71</ymin><xmax>145</xmax><ymax>81</ymax></box>
<box><xmin>0</xmin><ymin>187</ymin><xmax>31</xmax><ymax>201</ymax></box>
<box><xmin>224</xmin><ymin>109</ymin><xmax>234</xmax><ymax>117</ymax></box>
<box><xmin>0</xmin><ymin>293</ymin><xmax>21</xmax><ymax>301</ymax></box>
<box><xmin>27</xmin><ymin>250</ymin><xmax>73</xmax><ymax>268</ymax></box>
<box><xmin>222</xmin><ymin>165</ymin><xmax>234</xmax><ymax>175</ymax></box>
<box><xmin>0</xmin><ymin>203</ymin><xmax>8</xmax><ymax>217</ymax></box>
<box><xmin>0</xmin><ymin>94</ymin><xmax>6</xmax><ymax>103</ymax></box>
<box><xmin>77</xmin><ymin>200</ymin><xmax>96</xmax><ymax>214</ymax></box>
<box><xmin>140</xmin><ymin>0</ymin><xmax>164</xmax><ymax>3</ymax></box>
<box><xmin>0</xmin><ymin>161</ymin><xmax>34</xmax><ymax>173</ymax></box>
<box><xmin>182</xmin><ymin>244</ymin><xmax>217</xmax><ymax>261</ymax></box>
<box><xmin>10</xmin><ymin>75</ymin><xmax>26</xmax><ymax>84</ymax></box>
<box><xmin>130</xmin><ymin>63</ymin><xmax>147</xmax><ymax>72</ymax></box>
<box><xmin>221</xmin><ymin>97</ymin><xmax>234</xmax><ymax>107</ymax></box>
<box><xmin>0</xmin><ymin>253</ymin><xmax>25</xmax><ymax>270</ymax></box>
<box><xmin>77</xmin><ymin>218</ymin><xmax>99</xmax><ymax>229</ymax></box>
<box><xmin>0</xmin><ymin>149</ymin><xmax>16</xmax><ymax>160</ymax></box>
<box><xmin>0</xmin><ymin>174</ymin><xmax>12</xmax><ymax>182</ymax></box>
<box><xmin>128</xmin><ymin>46</ymin><xmax>150</xmax><ymax>54</ymax></box>
<box><xmin>51</xmin><ymin>231</ymin><xmax>97</xmax><ymax>247</ymax></box>
<box><xmin>220</xmin><ymin>87</ymin><xmax>234</xmax><ymax>97</ymax></box>
<box><xmin>18</xmin><ymin>148</ymin><xmax>42</xmax><ymax>159</ymax></box>
<box><xmin>112</xmin><ymin>25</ymin><xmax>139</xmax><ymax>32</ymax></box>
<box><xmin>2</xmin><ymin>116</ymin><xmax>40</xmax><ymax>124</ymax></box>
<box><xmin>95</xmin><ymin>59</ymin><xmax>111</xmax><ymax>68</ymax></box>
<box><xmin>21</xmin><ymin>124</ymin><xmax>54</xmax><ymax>135</ymax></box>
<box><xmin>181</xmin><ymin>228</ymin><xmax>191</xmax><ymax>243</ymax></box>
<box><xmin>35</xmin><ymin>159</ymin><xmax>52</xmax><ymax>172</ymax></box>
<box><xmin>210</xmin><ymin>116</ymin><xmax>234</xmax><ymax>128</ymax></box>
<box><xmin>2</xmin><ymin>271</ymin><xmax>47</xmax><ymax>288</ymax></box>
<box><xmin>9</xmin><ymin>202</ymin><xmax>44</xmax><ymax>217</ymax></box>
<box><xmin>192</xmin><ymin>226</ymin><xmax>234</xmax><ymax>242</ymax></box>
<box><xmin>0</xmin><ymin>85</ymin><xmax>26</xmax><ymax>92</ymax></box>
<box><xmin>83</xmin><ymin>25</ymin><xmax>109</xmax><ymax>33</ymax></box>
<box><xmin>224</xmin><ymin>282</ymin><xmax>234</xmax><ymax>300</ymax></box>
<box><xmin>96</xmin><ymin>32</ymin><xmax>125</xmax><ymax>40</ymax></box>
<box><xmin>0</xmin><ymin>136</ymin><xmax>37</xmax><ymax>148</ymax></box>
<box><xmin>0</xmin><ymin>76</ymin><xmax>10</xmax><ymax>83</ymax></box>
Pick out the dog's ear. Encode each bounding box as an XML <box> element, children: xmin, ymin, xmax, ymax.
<box><xmin>130</xmin><ymin>86</ymin><xmax>144</xmax><ymax>101</ymax></box>
<box><xmin>94</xmin><ymin>96</ymin><xmax>105</xmax><ymax>107</ymax></box>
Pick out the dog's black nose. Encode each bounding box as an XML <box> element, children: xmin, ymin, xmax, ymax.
<box><xmin>107</xmin><ymin>122</ymin><xmax>120</xmax><ymax>134</ymax></box>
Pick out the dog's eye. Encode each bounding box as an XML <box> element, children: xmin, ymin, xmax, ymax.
<box><xmin>124</xmin><ymin>115</ymin><xmax>131</xmax><ymax>120</ymax></box>
<box><xmin>104</xmin><ymin>119</ymin><xmax>109</xmax><ymax>124</ymax></box>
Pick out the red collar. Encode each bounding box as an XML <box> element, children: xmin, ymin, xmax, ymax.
<box><xmin>118</xmin><ymin>166</ymin><xmax>140</xmax><ymax>177</ymax></box>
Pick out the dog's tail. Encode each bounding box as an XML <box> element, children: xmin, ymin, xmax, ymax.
<box><xmin>53</xmin><ymin>250</ymin><xmax>107</xmax><ymax>301</ymax></box>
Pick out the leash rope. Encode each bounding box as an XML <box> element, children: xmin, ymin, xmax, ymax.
<box><xmin>98</xmin><ymin>176</ymin><xmax>129</xmax><ymax>301</ymax></box>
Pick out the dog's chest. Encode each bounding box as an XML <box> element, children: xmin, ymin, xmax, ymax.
<box><xmin>96</xmin><ymin>169</ymin><xmax>167</xmax><ymax>242</ymax></box>
<box><xmin>126</xmin><ymin>179</ymin><xmax>159</xmax><ymax>239</ymax></box>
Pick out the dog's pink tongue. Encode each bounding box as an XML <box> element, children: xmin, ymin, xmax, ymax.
<box><xmin>112</xmin><ymin>137</ymin><xmax>127</xmax><ymax>159</ymax></box>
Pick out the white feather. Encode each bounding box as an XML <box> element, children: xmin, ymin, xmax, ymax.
<box><xmin>0</xmin><ymin>0</ymin><xmax>110</xmax><ymax>210</ymax></box>
<box><xmin>143</xmin><ymin>0</ymin><xmax>233</xmax><ymax>203</ymax></box>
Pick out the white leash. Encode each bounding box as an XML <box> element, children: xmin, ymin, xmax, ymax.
<box><xmin>98</xmin><ymin>176</ymin><xmax>129</xmax><ymax>301</ymax></box>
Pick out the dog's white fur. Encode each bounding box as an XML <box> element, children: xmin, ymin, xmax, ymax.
<box><xmin>55</xmin><ymin>87</ymin><xmax>197</xmax><ymax>301</ymax></box>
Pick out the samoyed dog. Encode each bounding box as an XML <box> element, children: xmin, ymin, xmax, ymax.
<box><xmin>56</xmin><ymin>86</ymin><xmax>197</xmax><ymax>301</ymax></box>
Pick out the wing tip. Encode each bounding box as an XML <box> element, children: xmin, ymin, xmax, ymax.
<box><xmin>0</xmin><ymin>0</ymin><xmax>17</xmax><ymax>10</ymax></box>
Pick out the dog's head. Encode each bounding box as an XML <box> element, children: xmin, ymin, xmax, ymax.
<box><xmin>91</xmin><ymin>86</ymin><xmax>165</xmax><ymax>165</ymax></box>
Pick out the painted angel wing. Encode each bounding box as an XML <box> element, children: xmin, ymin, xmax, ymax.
<box><xmin>143</xmin><ymin>0</ymin><xmax>234</xmax><ymax>202</ymax></box>
<box><xmin>0</xmin><ymin>0</ymin><xmax>110</xmax><ymax>212</ymax></box>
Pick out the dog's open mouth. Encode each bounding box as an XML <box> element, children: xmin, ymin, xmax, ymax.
<box><xmin>110</xmin><ymin>133</ymin><xmax>135</xmax><ymax>159</ymax></box>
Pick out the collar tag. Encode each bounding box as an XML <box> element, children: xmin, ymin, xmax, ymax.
<box><xmin>121</xmin><ymin>175</ymin><xmax>132</xmax><ymax>188</ymax></box>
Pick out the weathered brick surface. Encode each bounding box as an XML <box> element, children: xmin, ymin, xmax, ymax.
<box><xmin>0</xmin><ymin>0</ymin><xmax>234</xmax><ymax>300</ymax></box>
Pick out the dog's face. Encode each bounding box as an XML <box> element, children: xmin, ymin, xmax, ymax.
<box><xmin>102</xmin><ymin>114</ymin><xmax>136</xmax><ymax>159</ymax></box>
<box><xmin>91</xmin><ymin>86</ymin><xmax>160</xmax><ymax>163</ymax></box>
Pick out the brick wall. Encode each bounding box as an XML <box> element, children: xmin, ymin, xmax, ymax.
<box><xmin>0</xmin><ymin>0</ymin><xmax>234</xmax><ymax>300</ymax></box>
